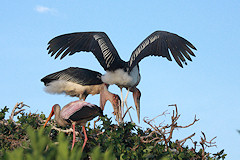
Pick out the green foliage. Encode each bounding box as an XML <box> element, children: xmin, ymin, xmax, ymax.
<box><xmin>0</xmin><ymin>106</ymin><xmax>227</xmax><ymax>160</ymax></box>
<box><xmin>0</xmin><ymin>106</ymin><xmax>8</xmax><ymax>120</ymax></box>
<box><xmin>17</xmin><ymin>112</ymin><xmax>45</xmax><ymax>129</ymax></box>
<box><xmin>90</xmin><ymin>146</ymin><xmax>115</xmax><ymax>160</ymax></box>
<box><xmin>0</xmin><ymin>119</ymin><xmax>26</xmax><ymax>151</ymax></box>
<box><xmin>3</xmin><ymin>127</ymin><xmax>114</xmax><ymax>160</ymax></box>
<box><xmin>213</xmin><ymin>150</ymin><xmax>227</xmax><ymax>159</ymax></box>
<box><xmin>0</xmin><ymin>110</ymin><xmax>46</xmax><ymax>152</ymax></box>
<box><xmin>4</xmin><ymin>127</ymin><xmax>82</xmax><ymax>160</ymax></box>
<box><xmin>26</xmin><ymin>127</ymin><xmax>49</xmax><ymax>159</ymax></box>
<box><xmin>86</xmin><ymin>116</ymin><xmax>169</xmax><ymax>159</ymax></box>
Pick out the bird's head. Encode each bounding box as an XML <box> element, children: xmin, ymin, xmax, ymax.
<box><xmin>43</xmin><ymin>104</ymin><xmax>58</xmax><ymax>128</ymax></box>
<box><xmin>112</xmin><ymin>94</ymin><xmax>121</xmax><ymax>120</ymax></box>
<box><xmin>132</xmin><ymin>87</ymin><xmax>141</xmax><ymax>123</ymax></box>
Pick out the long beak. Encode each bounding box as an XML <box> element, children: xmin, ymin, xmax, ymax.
<box><xmin>113</xmin><ymin>98</ymin><xmax>121</xmax><ymax>123</ymax></box>
<box><xmin>133</xmin><ymin>88</ymin><xmax>141</xmax><ymax>123</ymax></box>
<box><xmin>43</xmin><ymin>108</ymin><xmax>54</xmax><ymax>128</ymax></box>
<box><xmin>100</xmin><ymin>97</ymin><xmax>107</xmax><ymax>111</ymax></box>
<box><xmin>100</xmin><ymin>88</ymin><xmax>107</xmax><ymax>111</ymax></box>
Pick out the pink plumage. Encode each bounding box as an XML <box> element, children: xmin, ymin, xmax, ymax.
<box><xmin>44</xmin><ymin>100</ymin><xmax>103</xmax><ymax>151</ymax></box>
<box><xmin>60</xmin><ymin>100</ymin><xmax>95</xmax><ymax>119</ymax></box>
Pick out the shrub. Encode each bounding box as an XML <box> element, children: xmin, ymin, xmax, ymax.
<box><xmin>0</xmin><ymin>103</ymin><xmax>227</xmax><ymax>159</ymax></box>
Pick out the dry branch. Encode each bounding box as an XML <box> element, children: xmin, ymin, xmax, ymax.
<box><xmin>142</xmin><ymin>104</ymin><xmax>199</xmax><ymax>151</ymax></box>
<box><xmin>175</xmin><ymin>133</ymin><xmax>196</xmax><ymax>151</ymax></box>
<box><xmin>9</xmin><ymin>102</ymin><xmax>30</xmax><ymax>121</ymax></box>
<box><xmin>200</xmin><ymin>131</ymin><xmax>217</xmax><ymax>159</ymax></box>
<box><xmin>51</xmin><ymin>126</ymin><xmax>82</xmax><ymax>137</ymax></box>
<box><xmin>122</xmin><ymin>106</ymin><xmax>134</xmax><ymax>120</ymax></box>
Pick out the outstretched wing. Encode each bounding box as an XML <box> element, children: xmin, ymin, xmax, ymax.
<box><xmin>128</xmin><ymin>31</ymin><xmax>197</xmax><ymax>71</ymax></box>
<box><xmin>47</xmin><ymin>32</ymin><xmax>125</xmax><ymax>71</ymax></box>
<box><xmin>41</xmin><ymin>67</ymin><xmax>103</xmax><ymax>86</ymax></box>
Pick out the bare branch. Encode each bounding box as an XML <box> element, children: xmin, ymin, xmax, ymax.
<box><xmin>14</xmin><ymin>109</ymin><xmax>26</xmax><ymax>116</ymax></box>
<box><xmin>200</xmin><ymin>131</ymin><xmax>217</xmax><ymax>148</ymax></box>
<box><xmin>51</xmin><ymin>126</ymin><xmax>83</xmax><ymax>137</ymax></box>
<box><xmin>176</xmin><ymin>133</ymin><xmax>196</xmax><ymax>151</ymax></box>
<box><xmin>148</xmin><ymin>110</ymin><xmax>169</xmax><ymax>123</ymax></box>
<box><xmin>122</xmin><ymin>106</ymin><xmax>133</xmax><ymax>120</ymax></box>
<box><xmin>199</xmin><ymin>131</ymin><xmax>217</xmax><ymax>159</ymax></box>
<box><xmin>10</xmin><ymin>102</ymin><xmax>30</xmax><ymax>121</ymax></box>
<box><xmin>177</xmin><ymin>115</ymin><xmax>199</xmax><ymax>128</ymax></box>
<box><xmin>142</xmin><ymin>104</ymin><xmax>200</xmax><ymax>152</ymax></box>
<box><xmin>141</xmin><ymin>130</ymin><xmax>160</xmax><ymax>143</ymax></box>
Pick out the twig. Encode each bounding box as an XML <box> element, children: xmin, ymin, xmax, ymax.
<box><xmin>122</xmin><ymin>106</ymin><xmax>133</xmax><ymax>120</ymax></box>
<box><xmin>200</xmin><ymin>131</ymin><xmax>217</xmax><ymax>159</ymax></box>
<box><xmin>51</xmin><ymin>126</ymin><xmax>82</xmax><ymax>137</ymax></box>
<box><xmin>177</xmin><ymin>115</ymin><xmax>199</xmax><ymax>128</ymax></box>
<box><xmin>10</xmin><ymin>102</ymin><xmax>30</xmax><ymax>121</ymax></box>
<box><xmin>140</xmin><ymin>130</ymin><xmax>158</xmax><ymax>142</ymax></box>
<box><xmin>190</xmin><ymin>137</ymin><xmax>199</xmax><ymax>152</ymax></box>
<box><xmin>175</xmin><ymin>133</ymin><xmax>196</xmax><ymax>151</ymax></box>
<box><xmin>142</xmin><ymin>104</ymin><xmax>199</xmax><ymax>152</ymax></box>
<box><xmin>131</xmin><ymin>145</ymin><xmax>139</xmax><ymax>151</ymax></box>
<box><xmin>148</xmin><ymin>110</ymin><xmax>169</xmax><ymax>123</ymax></box>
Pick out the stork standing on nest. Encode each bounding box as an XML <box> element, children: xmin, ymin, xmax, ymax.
<box><xmin>41</xmin><ymin>67</ymin><xmax>122</xmax><ymax>122</ymax></box>
<box><xmin>46</xmin><ymin>31</ymin><xmax>197</xmax><ymax>122</ymax></box>
<box><xmin>44</xmin><ymin>100</ymin><xmax>103</xmax><ymax>151</ymax></box>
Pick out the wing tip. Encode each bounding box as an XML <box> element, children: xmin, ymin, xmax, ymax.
<box><xmin>191</xmin><ymin>45</ymin><xmax>197</xmax><ymax>51</ymax></box>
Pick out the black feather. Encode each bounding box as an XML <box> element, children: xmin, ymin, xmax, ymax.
<box><xmin>41</xmin><ymin>67</ymin><xmax>103</xmax><ymax>86</ymax></box>
<box><xmin>128</xmin><ymin>31</ymin><xmax>197</xmax><ymax>70</ymax></box>
<box><xmin>69</xmin><ymin>105</ymin><xmax>102</xmax><ymax>122</ymax></box>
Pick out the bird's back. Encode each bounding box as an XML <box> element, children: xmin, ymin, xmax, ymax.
<box><xmin>61</xmin><ymin>100</ymin><xmax>103</xmax><ymax>122</ymax></box>
<box><xmin>41</xmin><ymin>67</ymin><xmax>103</xmax><ymax>86</ymax></box>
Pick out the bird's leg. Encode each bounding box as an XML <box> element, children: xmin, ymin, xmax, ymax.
<box><xmin>121</xmin><ymin>90</ymin><xmax>124</xmax><ymax>116</ymax></box>
<box><xmin>81</xmin><ymin>126</ymin><xmax>88</xmax><ymax>152</ymax></box>
<box><xmin>124</xmin><ymin>88</ymin><xmax>133</xmax><ymax>122</ymax></box>
<box><xmin>124</xmin><ymin>88</ymin><xmax>130</xmax><ymax>105</ymax></box>
<box><xmin>82</xmin><ymin>97</ymin><xmax>86</xmax><ymax>101</ymax></box>
<box><xmin>119</xmin><ymin>88</ymin><xmax>124</xmax><ymax>123</ymax></box>
<box><xmin>71</xmin><ymin>123</ymin><xmax>76</xmax><ymax>150</ymax></box>
<box><xmin>79</xmin><ymin>95</ymin><xmax>87</xmax><ymax>101</ymax></box>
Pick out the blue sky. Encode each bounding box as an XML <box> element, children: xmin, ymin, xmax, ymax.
<box><xmin>1</xmin><ymin>0</ymin><xmax>240</xmax><ymax>159</ymax></box>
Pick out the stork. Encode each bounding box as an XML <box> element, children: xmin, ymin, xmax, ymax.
<box><xmin>41</xmin><ymin>67</ymin><xmax>123</xmax><ymax>121</ymax></box>
<box><xmin>43</xmin><ymin>100</ymin><xmax>103</xmax><ymax>151</ymax></box>
<box><xmin>47</xmin><ymin>31</ymin><xmax>197</xmax><ymax>122</ymax></box>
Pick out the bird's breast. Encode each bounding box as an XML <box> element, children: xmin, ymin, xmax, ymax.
<box><xmin>44</xmin><ymin>80</ymin><xmax>102</xmax><ymax>96</ymax></box>
<box><xmin>129</xmin><ymin>65</ymin><xmax>141</xmax><ymax>87</ymax></box>
<box><xmin>101</xmin><ymin>66</ymin><xmax>140</xmax><ymax>88</ymax></box>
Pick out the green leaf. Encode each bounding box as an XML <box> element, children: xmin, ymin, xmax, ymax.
<box><xmin>0</xmin><ymin>106</ymin><xmax>8</xmax><ymax>120</ymax></box>
<box><xmin>91</xmin><ymin>146</ymin><xmax>102</xmax><ymax>160</ymax></box>
<box><xmin>56</xmin><ymin>132</ymin><xmax>69</xmax><ymax>160</ymax></box>
<box><xmin>6</xmin><ymin>148</ymin><xmax>24</xmax><ymax>160</ymax></box>
<box><xmin>103</xmin><ymin>147</ymin><xmax>116</xmax><ymax>160</ymax></box>
<box><xmin>69</xmin><ymin>146</ymin><xmax>82</xmax><ymax>160</ymax></box>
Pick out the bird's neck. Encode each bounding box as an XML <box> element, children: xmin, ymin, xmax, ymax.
<box><xmin>54</xmin><ymin>106</ymin><xmax>69</xmax><ymax>127</ymax></box>
<box><xmin>100</xmin><ymin>84</ymin><xmax>113</xmax><ymax>110</ymax></box>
